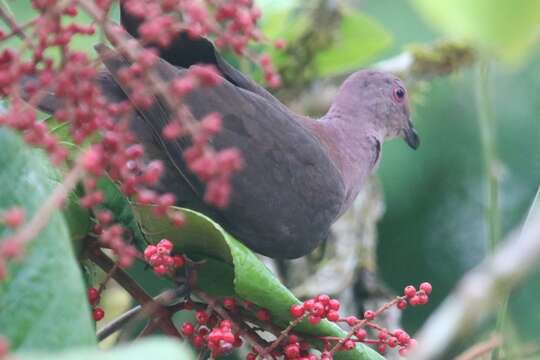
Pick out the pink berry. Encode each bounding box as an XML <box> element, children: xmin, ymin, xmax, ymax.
<box><xmin>363</xmin><ymin>310</ymin><xmax>375</xmax><ymax>320</ymax></box>
<box><xmin>404</xmin><ymin>285</ymin><xmax>416</xmax><ymax>298</ymax></box>
<box><xmin>285</xmin><ymin>344</ymin><xmax>300</xmax><ymax>358</ymax></box>
<box><xmin>397</xmin><ymin>299</ymin><xmax>408</xmax><ymax>310</ymax></box>
<box><xmin>343</xmin><ymin>339</ymin><xmax>355</xmax><ymax>350</ymax></box>
<box><xmin>409</xmin><ymin>296</ymin><xmax>420</xmax><ymax>306</ymax></box>
<box><xmin>196</xmin><ymin>310</ymin><xmax>208</xmax><ymax>324</ymax></box>
<box><xmin>317</xmin><ymin>294</ymin><xmax>330</xmax><ymax>304</ymax></box>
<box><xmin>3</xmin><ymin>207</ymin><xmax>25</xmax><ymax>228</ymax></box>
<box><xmin>326</xmin><ymin>310</ymin><xmax>340</xmax><ymax>322</ymax></box>
<box><xmin>223</xmin><ymin>297</ymin><xmax>236</xmax><ymax>310</ymax></box>
<box><xmin>92</xmin><ymin>307</ymin><xmax>105</xmax><ymax>321</ymax></box>
<box><xmin>256</xmin><ymin>308</ymin><xmax>271</xmax><ymax>322</ymax></box>
<box><xmin>328</xmin><ymin>299</ymin><xmax>340</xmax><ymax>311</ymax></box>
<box><xmin>345</xmin><ymin>316</ymin><xmax>359</xmax><ymax>326</ymax></box>
<box><xmin>419</xmin><ymin>282</ymin><xmax>432</xmax><ymax>295</ymax></box>
<box><xmin>87</xmin><ymin>287</ymin><xmax>100</xmax><ymax>305</ymax></box>
<box><xmin>290</xmin><ymin>304</ymin><xmax>305</xmax><ymax>318</ymax></box>
<box><xmin>181</xmin><ymin>322</ymin><xmax>194</xmax><ymax>336</ymax></box>
<box><xmin>311</xmin><ymin>302</ymin><xmax>325</xmax><ymax>317</ymax></box>
<box><xmin>354</xmin><ymin>328</ymin><xmax>367</xmax><ymax>341</ymax></box>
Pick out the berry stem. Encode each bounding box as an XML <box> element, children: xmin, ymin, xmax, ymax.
<box><xmin>329</xmin><ymin>297</ymin><xmax>401</xmax><ymax>355</ymax></box>
<box><xmin>87</xmin><ymin>245</ymin><xmax>182</xmax><ymax>338</ymax></box>
<box><xmin>193</xmin><ymin>289</ymin><xmax>271</xmax><ymax>359</ymax></box>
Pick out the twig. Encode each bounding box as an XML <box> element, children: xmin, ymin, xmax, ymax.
<box><xmin>87</xmin><ymin>247</ymin><xmax>182</xmax><ymax>338</ymax></box>
<box><xmin>329</xmin><ymin>297</ymin><xmax>400</xmax><ymax>354</ymax></box>
<box><xmin>453</xmin><ymin>334</ymin><xmax>502</xmax><ymax>360</ymax></box>
<box><xmin>193</xmin><ymin>289</ymin><xmax>271</xmax><ymax>359</ymax></box>
<box><xmin>410</xmin><ymin>208</ymin><xmax>540</xmax><ymax>360</ymax></box>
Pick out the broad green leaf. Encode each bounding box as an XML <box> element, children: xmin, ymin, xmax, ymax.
<box><xmin>135</xmin><ymin>206</ymin><xmax>384</xmax><ymax>360</ymax></box>
<box><xmin>0</xmin><ymin>129</ymin><xmax>96</xmax><ymax>351</ymax></box>
<box><xmin>410</xmin><ymin>0</ymin><xmax>540</xmax><ymax>64</ymax></box>
<box><xmin>17</xmin><ymin>337</ymin><xmax>194</xmax><ymax>360</ymax></box>
<box><xmin>314</xmin><ymin>11</ymin><xmax>392</xmax><ymax>76</ymax></box>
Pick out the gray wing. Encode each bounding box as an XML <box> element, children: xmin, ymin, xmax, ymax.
<box><xmin>97</xmin><ymin>44</ymin><xmax>347</xmax><ymax>258</ymax></box>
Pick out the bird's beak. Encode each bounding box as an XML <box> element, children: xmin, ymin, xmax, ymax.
<box><xmin>403</xmin><ymin>119</ymin><xmax>420</xmax><ymax>150</ymax></box>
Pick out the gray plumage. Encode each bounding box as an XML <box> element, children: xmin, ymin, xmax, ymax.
<box><xmin>30</xmin><ymin>28</ymin><xmax>419</xmax><ymax>259</ymax></box>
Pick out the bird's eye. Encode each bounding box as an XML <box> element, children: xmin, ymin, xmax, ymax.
<box><xmin>392</xmin><ymin>87</ymin><xmax>406</xmax><ymax>103</ymax></box>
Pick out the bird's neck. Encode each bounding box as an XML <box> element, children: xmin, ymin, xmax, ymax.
<box><xmin>303</xmin><ymin>108</ymin><xmax>382</xmax><ymax>211</ymax></box>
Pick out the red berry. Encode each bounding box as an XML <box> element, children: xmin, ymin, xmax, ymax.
<box><xmin>192</xmin><ymin>335</ymin><xmax>204</xmax><ymax>348</ymax></box>
<box><xmin>345</xmin><ymin>316</ymin><xmax>359</xmax><ymax>326</ymax></box>
<box><xmin>3</xmin><ymin>207</ymin><xmax>25</xmax><ymax>228</ymax></box>
<box><xmin>172</xmin><ymin>255</ymin><xmax>185</xmax><ymax>268</ymax></box>
<box><xmin>181</xmin><ymin>322</ymin><xmax>194</xmax><ymax>336</ymax></box>
<box><xmin>378</xmin><ymin>330</ymin><xmax>388</xmax><ymax>340</ymax></box>
<box><xmin>354</xmin><ymin>328</ymin><xmax>367</xmax><ymax>341</ymax></box>
<box><xmin>143</xmin><ymin>245</ymin><xmax>157</xmax><ymax>259</ymax></box>
<box><xmin>418</xmin><ymin>293</ymin><xmax>429</xmax><ymax>305</ymax></box>
<box><xmin>92</xmin><ymin>307</ymin><xmax>105</xmax><ymax>321</ymax></box>
<box><xmin>404</xmin><ymin>285</ymin><xmax>416</xmax><ymax>298</ymax></box>
<box><xmin>397</xmin><ymin>299</ymin><xmax>408</xmax><ymax>310</ymax></box>
<box><xmin>223</xmin><ymin>297</ymin><xmax>236</xmax><ymax>310</ymax></box>
<box><xmin>303</xmin><ymin>299</ymin><xmax>315</xmax><ymax>310</ymax></box>
<box><xmin>311</xmin><ymin>302</ymin><xmax>325</xmax><ymax>317</ymax></box>
<box><xmin>290</xmin><ymin>304</ymin><xmax>305</xmax><ymax>318</ymax></box>
<box><xmin>388</xmin><ymin>337</ymin><xmax>399</xmax><ymax>348</ymax></box>
<box><xmin>157</xmin><ymin>238</ymin><xmax>173</xmax><ymax>252</ymax></box>
<box><xmin>308</xmin><ymin>315</ymin><xmax>321</xmax><ymax>325</ymax></box>
<box><xmin>419</xmin><ymin>282</ymin><xmax>432</xmax><ymax>295</ymax></box>
<box><xmin>326</xmin><ymin>310</ymin><xmax>340</xmax><ymax>322</ymax></box>
<box><xmin>328</xmin><ymin>299</ymin><xmax>340</xmax><ymax>311</ymax></box>
<box><xmin>246</xmin><ymin>353</ymin><xmax>257</xmax><ymax>360</ymax></box>
<box><xmin>317</xmin><ymin>294</ymin><xmax>330</xmax><ymax>304</ymax></box>
<box><xmin>343</xmin><ymin>339</ymin><xmax>355</xmax><ymax>351</ymax></box>
<box><xmin>87</xmin><ymin>287</ymin><xmax>100</xmax><ymax>305</ymax></box>
<box><xmin>256</xmin><ymin>308</ymin><xmax>271</xmax><ymax>322</ymax></box>
<box><xmin>409</xmin><ymin>296</ymin><xmax>420</xmax><ymax>306</ymax></box>
<box><xmin>377</xmin><ymin>344</ymin><xmax>387</xmax><ymax>354</ymax></box>
<box><xmin>288</xmin><ymin>335</ymin><xmax>299</xmax><ymax>344</ymax></box>
<box><xmin>363</xmin><ymin>310</ymin><xmax>375</xmax><ymax>320</ymax></box>
<box><xmin>285</xmin><ymin>344</ymin><xmax>300</xmax><ymax>358</ymax></box>
<box><xmin>196</xmin><ymin>310</ymin><xmax>208</xmax><ymax>324</ymax></box>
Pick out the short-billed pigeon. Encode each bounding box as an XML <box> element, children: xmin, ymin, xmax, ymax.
<box><xmin>34</xmin><ymin>18</ymin><xmax>419</xmax><ymax>259</ymax></box>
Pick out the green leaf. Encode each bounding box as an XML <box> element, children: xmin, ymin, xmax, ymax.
<box><xmin>97</xmin><ymin>178</ymin><xmax>147</xmax><ymax>251</ymax></box>
<box><xmin>135</xmin><ymin>206</ymin><xmax>383</xmax><ymax>360</ymax></box>
<box><xmin>410</xmin><ymin>0</ymin><xmax>540</xmax><ymax>64</ymax></box>
<box><xmin>314</xmin><ymin>11</ymin><xmax>393</xmax><ymax>76</ymax></box>
<box><xmin>17</xmin><ymin>337</ymin><xmax>194</xmax><ymax>360</ymax></box>
<box><xmin>0</xmin><ymin>128</ymin><xmax>96</xmax><ymax>351</ymax></box>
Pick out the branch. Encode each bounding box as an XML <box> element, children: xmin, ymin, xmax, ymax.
<box><xmin>410</xmin><ymin>208</ymin><xmax>540</xmax><ymax>360</ymax></box>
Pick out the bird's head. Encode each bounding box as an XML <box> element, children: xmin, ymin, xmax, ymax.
<box><xmin>334</xmin><ymin>70</ymin><xmax>420</xmax><ymax>150</ymax></box>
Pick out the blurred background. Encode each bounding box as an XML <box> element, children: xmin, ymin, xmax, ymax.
<box><xmin>4</xmin><ymin>0</ymin><xmax>540</xmax><ymax>358</ymax></box>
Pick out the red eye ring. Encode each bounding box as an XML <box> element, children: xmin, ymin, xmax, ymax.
<box><xmin>392</xmin><ymin>86</ymin><xmax>406</xmax><ymax>103</ymax></box>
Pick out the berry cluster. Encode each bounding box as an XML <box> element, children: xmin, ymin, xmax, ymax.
<box><xmin>284</xmin><ymin>283</ymin><xmax>432</xmax><ymax>358</ymax></box>
<box><xmin>181</xmin><ymin>316</ymin><xmax>242</xmax><ymax>357</ymax></box>
<box><xmin>87</xmin><ymin>287</ymin><xmax>105</xmax><ymax>321</ymax></box>
<box><xmin>143</xmin><ymin>239</ymin><xmax>185</xmax><ymax>276</ymax></box>
<box><xmin>290</xmin><ymin>294</ymin><xmax>341</xmax><ymax>325</ymax></box>
<box><xmin>0</xmin><ymin>0</ymin><xmax>285</xmax><ymax>280</ymax></box>
<box><xmin>397</xmin><ymin>282</ymin><xmax>432</xmax><ymax>309</ymax></box>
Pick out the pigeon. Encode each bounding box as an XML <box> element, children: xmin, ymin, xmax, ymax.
<box><xmin>32</xmin><ymin>18</ymin><xmax>420</xmax><ymax>259</ymax></box>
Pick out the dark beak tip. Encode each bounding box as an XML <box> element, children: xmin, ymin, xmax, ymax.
<box><xmin>405</xmin><ymin>129</ymin><xmax>420</xmax><ymax>150</ymax></box>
